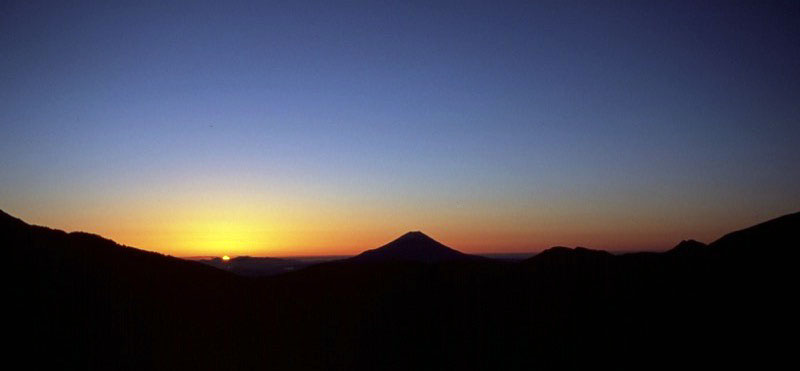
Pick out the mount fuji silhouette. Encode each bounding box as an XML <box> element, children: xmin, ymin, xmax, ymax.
<box><xmin>347</xmin><ymin>231</ymin><xmax>482</xmax><ymax>263</ymax></box>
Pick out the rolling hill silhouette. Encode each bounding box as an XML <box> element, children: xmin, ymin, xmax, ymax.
<box><xmin>347</xmin><ymin>231</ymin><xmax>482</xmax><ymax>263</ymax></box>
<box><xmin>521</xmin><ymin>246</ymin><xmax>615</xmax><ymax>278</ymax></box>
<box><xmin>6</xmin><ymin>208</ymin><xmax>798</xmax><ymax>370</ymax></box>
<box><xmin>4</xmin><ymin>209</ymin><xmax>253</xmax><ymax>370</ymax></box>
<box><xmin>707</xmin><ymin>211</ymin><xmax>799</xmax><ymax>252</ymax></box>
<box><xmin>666</xmin><ymin>239</ymin><xmax>707</xmax><ymax>255</ymax></box>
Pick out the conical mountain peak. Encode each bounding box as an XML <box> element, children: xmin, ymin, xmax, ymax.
<box><xmin>348</xmin><ymin>231</ymin><xmax>479</xmax><ymax>263</ymax></box>
<box><xmin>394</xmin><ymin>231</ymin><xmax>433</xmax><ymax>242</ymax></box>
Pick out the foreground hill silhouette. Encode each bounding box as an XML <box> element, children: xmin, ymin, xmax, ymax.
<box><xmin>4</xmin><ymin>210</ymin><xmax>250</xmax><ymax>370</ymax></box>
<box><xmin>6</xmin><ymin>208</ymin><xmax>797</xmax><ymax>370</ymax></box>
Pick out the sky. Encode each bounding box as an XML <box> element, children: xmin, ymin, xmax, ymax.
<box><xmin>1</xmin><ymin>0</ymin><xmax>799</xmax><ymax>257</ymax></box>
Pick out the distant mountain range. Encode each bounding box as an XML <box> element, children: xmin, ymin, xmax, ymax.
<box><xmin>188</xmin><ymin>231</ymin><xmax>485</xmax><ymax>276</ymax></box>
<box><xmin>192</xmin><ymin>256</ymin><xmax>312</xmax><ymax>277</ymax></box>
<box><xmin>189</xmin><ymin>231</ymin><xmax>513</xmax><ymax>276</ymax></box>
<box><xmin>5</xmin><ymin>208</ymin><xmax>798</xmax><ymax>370</ymax></box>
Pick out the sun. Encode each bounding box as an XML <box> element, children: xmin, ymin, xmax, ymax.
<box><xmin>222</xmin><ymin>255</ymin><xmax>231</xmax><ymax>261</ymax></box>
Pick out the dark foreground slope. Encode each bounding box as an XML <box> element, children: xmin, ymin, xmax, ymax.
<box><xmin>7</xmin><ymin>209</ymin><xmax>798</xmax><ymax>370</ymax></box>
<box><xmin>4</xmin><ymin>210</ymin><xmax>258</xmax><ymax>370</ymax></box>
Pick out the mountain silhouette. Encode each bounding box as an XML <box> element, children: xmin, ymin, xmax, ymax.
<box><xmin>708</xmin><ymin>211</ymin><xmax>799</xmax><ymax>252</ymax></box>
<box><xmin>1</xmin><ymin>208</ymin><xmax>23</xmax><ymax>225</ymax></box>
<box><xmin>6</xmin><ymin>207</ymin><xmax>798</xmax><ymax>370</ymax></box>
<box><xmin>4</xmin><ymin>208</ymin><xmax>250</xmax><ymax>370</ymax></box>
<box><xmin>666</xmin><ymin>239</ymin><xmax>708</xmax><ymax>255</ymax></box>
<box><xmin>347</xmin><ymin>231</ymin><xmax>482</xmax><ymax>263</ymax></box>
<box><xmin>521</xmin><ymin>246</ymin><xmax>615</xmax><ymax>278</ymax></box>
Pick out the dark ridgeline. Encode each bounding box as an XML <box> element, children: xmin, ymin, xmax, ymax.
<box><xmin>4</xmin><ymin>209</ymin><xmax>251</xmax><ymax>370</ymax></box>
<box><xmin>6</xmin><ymin>208</ymin><xmax>798</xmax><ymax>370</ymax></box>
<box><xmin>665</xmin><ymin>239</ymin><xmax>707</xmax><ymax>255</ymax></box>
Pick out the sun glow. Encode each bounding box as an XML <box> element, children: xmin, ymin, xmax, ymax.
<box><xmin>119</xmin><ymin>201</ymin><xmax>294</xmax><ymax>256</ymax></box>
<box><xmin>222</xmin><ymin>255</ymin><xmax>230</xmax><ymax>261</ymax></box>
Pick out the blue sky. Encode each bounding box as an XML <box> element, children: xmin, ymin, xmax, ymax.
<box><xmin>1</xmin><ymin>1</ymin><xmax>799</xmax><ymax>255</ymax></box>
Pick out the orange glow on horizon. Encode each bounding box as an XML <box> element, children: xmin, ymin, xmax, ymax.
<box><xmin>2</xmin><ymin>189</ymin><xmax>785</xmax><ymax>258</ymax></box>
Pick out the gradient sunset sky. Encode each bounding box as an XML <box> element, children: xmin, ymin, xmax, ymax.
<box><xmin>2</xmin><ymin>1</ymin><xmax>799</xmax><ymax>257</ymax></box>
